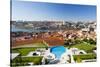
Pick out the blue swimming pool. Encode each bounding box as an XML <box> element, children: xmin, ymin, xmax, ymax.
<box><xmin>50</xmin><ymin>46</ymin><xmax>67</xmax><ymax>59</ymax></box>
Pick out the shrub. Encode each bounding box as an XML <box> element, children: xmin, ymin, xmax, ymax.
<box><xmin>73</xmin><ymin>53</ymin><xmax>96</xmax><ymax>61</ymax></box>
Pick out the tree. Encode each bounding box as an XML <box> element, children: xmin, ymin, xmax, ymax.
<box><xmin>64</xmin><ymin>39</ymin><xmax>75</xmax><ymax>47</ymax></box>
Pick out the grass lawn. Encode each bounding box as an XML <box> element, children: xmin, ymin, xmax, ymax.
<box><xmin>71</xmin><ymin>42</ymin><xmax>96</xmax><ymax>53</ymax></box>
<box><xmin>12</xmin><ymin>42</ymin><xmax>49</xmax><ymax>56</ymax></box>
<box><xmin>12</xmin><ymin>47</ymin><xmax>36</xmax><ymax>56</ymax></box>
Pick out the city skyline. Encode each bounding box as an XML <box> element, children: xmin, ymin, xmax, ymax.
<box><xmin>12</xmin><ymin>0</ymin><xmax>96</xmax><ymax>22</ymax></box>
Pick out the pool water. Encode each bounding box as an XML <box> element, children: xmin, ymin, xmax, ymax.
<box><xmin>50</xmin><ymin>46</ymin><xmax>67</xmax><ymax>59</ymax></box>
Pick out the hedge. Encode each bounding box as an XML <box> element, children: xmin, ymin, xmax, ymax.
<box><xmin>11</xmin><ymin>56</ymin><xmax>43</xmax><ymax>66</ymax></box>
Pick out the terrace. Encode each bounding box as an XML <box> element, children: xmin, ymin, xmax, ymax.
<box><xmin>11</xmin><ymin>45</ymin><xmax>96</xmax><ymax>66</ymax></box>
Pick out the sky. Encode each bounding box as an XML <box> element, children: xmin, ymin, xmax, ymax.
<box><xmin>11</xmin><ymin>0</ymin><xmax>96</xmax><ymax>21</ymax></box>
